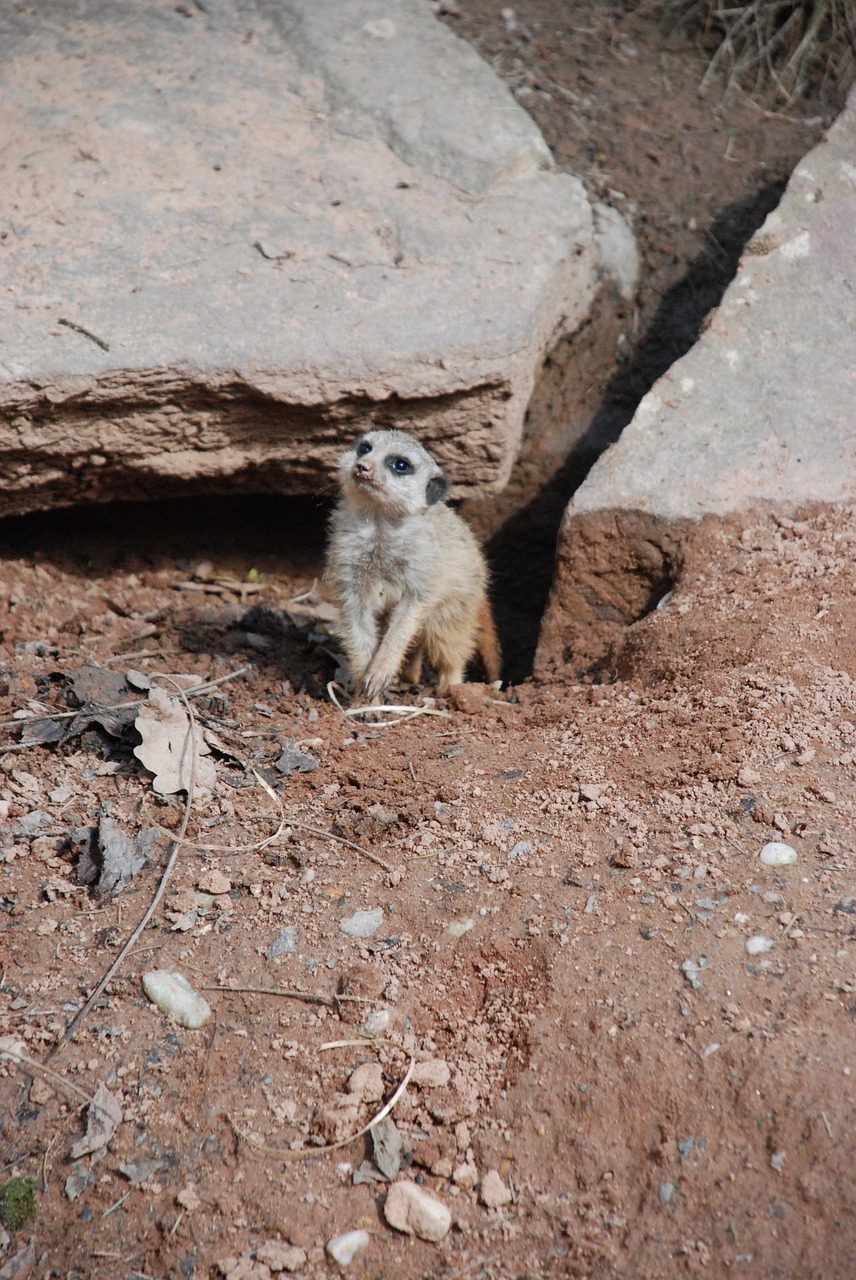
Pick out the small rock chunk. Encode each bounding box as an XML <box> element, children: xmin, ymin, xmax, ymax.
<box><xmin>256</xmin><ymin>1240</ymin><xmax>307</xmax><ymax>1272</ymax></box>
<box><xmin>142</xmin><ymin>969</ymin><xmax>211</xmax><ymax>1028</ymax></box>
<box><xmin>383</xmin><ymin>1180</ymin><xmax>452</xmax><ymax>1242</ymax></box>
<box><xmin>759</xmin><ymin>841</ymin><xmax>798</xmax><ymax>867</ymax></box>
<box><xmin>347</xmin><ymin>1061</ymin><xmax>384</xmax><ymax>1103</ymax></box>
<box><xmin>198</xmin><ymin>868</ymin><xmax>232</xmax><ymax>894</ymax></box>
<box><xmin>339</xmin><ymin>908</ymin><xmax>384</xmax><ymax>939</ymax></box>
<box><xmin>479</xmin><ymin>1169</ymin><xmax>512</xmax><ymax>1208</ymax></box>
<box><xmin>326</xmin><ymin>1230</ymin><xmax>369</xmax><ymax>1267</ymax></box>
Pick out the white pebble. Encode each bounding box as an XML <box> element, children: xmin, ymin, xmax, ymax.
<box><xmin>326</xmin><ymin>1230</ymin><xmax>369</xmax><ymax>1267</ymax></box>
<box><xmin>446</xmin><ymin>917</ymin><xmax>474</xmax><ymax>938</ymax></box>
<box><xmin>362</xmin><ymin>1009</ymin><xmax>390</xmax><ymax>1035</ymax></box>
<box><xmin>384</xmin><ymin>1180</ymin><xmax>452</xmax><ymax>1241</ymax></box>
<box><xmin>745</xmin><ymin>936</ymin><xmax>774</xmax><ymax>956</ymax></box>
<box><xmin>142</xmin><ymin>970</ymin><xmax>211</xmax><ymax>1028</ymax></box>
<box><xmin>760</xmin><ymin>841</ymin><xmax>797</xmax><ymax>867</ymax></box>
<box><xmin>339</xmin><ymin>908</ymin><xmax>384</xmax><ymax>938</ymax></box>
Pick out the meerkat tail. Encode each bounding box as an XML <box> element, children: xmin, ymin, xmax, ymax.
<box><xmin>477</xmin><ymin>598</ymin><xmax>502</xmax><ymax>684</ymax></box>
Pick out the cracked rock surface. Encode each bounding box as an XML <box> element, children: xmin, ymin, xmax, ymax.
<box><xmin>0</xmin><ymin>0</ymin><xmax>604</xmax><ymax>516</ymax></box>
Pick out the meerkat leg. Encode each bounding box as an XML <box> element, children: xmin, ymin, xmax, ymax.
<box><xmin>401</xmin><ymin>639</ymin><xmax>426</xmax><ymax>685</ymax></box>
<box><xmin>362</xmin><ymin>597</ymin><xmax>427</xmax><ymax>699</ymax></box>
<box><xmin>476</xmin><ymin>598</ymin><xmax>502</xmax><ymax>684</ymax></box>
<box><xmin>424</xmin><ymin>607</ymin><xmax>478</xmax><ymax>693</ymax></box>
<box><xmin>338</xmin><ymin>603</ymin><xmax>380</xmax><ymax>692</ymax></box>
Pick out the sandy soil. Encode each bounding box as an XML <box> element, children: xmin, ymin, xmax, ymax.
<box><xmin>1</xmin><ymin>4</ymin><xmax>854</xmax><ymax>1280</ymax></box>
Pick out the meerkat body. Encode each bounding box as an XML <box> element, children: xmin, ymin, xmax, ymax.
<box><xmin>326</xmin><ymin>429</ymin><xmax>501</xmax><ymax>700</ymax></box>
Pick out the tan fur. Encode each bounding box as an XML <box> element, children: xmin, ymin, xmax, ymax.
<box><xmin>326</xmin><ymin>428</ymin><xmax>501</xmax><ymax>700</ymax></box>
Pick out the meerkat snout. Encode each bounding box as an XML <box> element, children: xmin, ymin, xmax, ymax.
<box><xmin>326</xmin><ymin>428</ymin><xmax>500</xmax><ymax>700</ymax></box>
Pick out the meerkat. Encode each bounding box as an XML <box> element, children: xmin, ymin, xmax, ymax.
<box><xmin>326</xmin><ymin>428</ymin><xmax>501</xmax><ymax>701</ymax></box>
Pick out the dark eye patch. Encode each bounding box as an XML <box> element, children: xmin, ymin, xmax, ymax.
<box><xmin>355</xmin><ymin>439</ymin><xmax>372</xmax><ymax>457</ymax></box>
<box><xmin>386</xmin><ymin>455</ymin><xmax>414</xmax><ymax>476</ymax></box>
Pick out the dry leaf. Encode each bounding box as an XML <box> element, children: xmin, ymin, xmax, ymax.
<box><xmin>70</xmin><ymin>1082</ymin><xmax>122</xmax><ymax>1158</ymax></box>
<box><xmin>133</xmin><ymin>686</ymin><xmax>216</xmax><ymax>797</ymax></box>
<box><xmin>76</xmin><ymin>816</ymin><xmax>161</xmax><ymax>898</ymax></box>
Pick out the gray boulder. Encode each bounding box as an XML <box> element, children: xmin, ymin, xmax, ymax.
<box><xmin>538</xmin><ymin>87</ymin><xmax>856</xmax><ymax>675</ymax></box>
<box><xmin>0</xmin><ymin>0</ymin><xmax>609</xmax><ymax>515</ymax></box>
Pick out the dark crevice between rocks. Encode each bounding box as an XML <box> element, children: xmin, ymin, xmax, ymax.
<box><xmin>486</xmin><ymin>180</ymin><xmax>790</xmax><ymax>685</ymax></box>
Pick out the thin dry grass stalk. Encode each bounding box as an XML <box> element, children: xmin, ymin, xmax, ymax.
<box><xmin>669</xmin><ymin>0</ymin><xmax>856</xmax><ymax>102</ymax></box>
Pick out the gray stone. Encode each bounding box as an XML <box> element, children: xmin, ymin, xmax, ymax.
<box><xmin>538</xmin><ymin>89</ymin><xmax>856</xmax><ymax>675</ymax></box>
<box><xmin>339</xmin><ymin>907</ymin><xmax>384</xmax><ymax>939</ymax></box>
<box><xmin>0</xmin><ymin>0</ymin><xmax>604</xmax><ymax>516</ymax></box>
<box><xmin>266</xmin><ymin>926</ymin><xmax>298</xmax><ymax>959</ymax></box>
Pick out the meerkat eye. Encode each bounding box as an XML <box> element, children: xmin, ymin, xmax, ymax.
<box><xmin>387</xmin><ymin>456</ymin><xmax>414</xmax><ymax>476</ymax></box>
<box><xmin>355</xmin><ymin>439</ymin><xmax>372</xmax><ymax>457</ymax></box>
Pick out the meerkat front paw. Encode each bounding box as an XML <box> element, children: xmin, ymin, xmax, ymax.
<box><xmin>361</xmin><ymin>666</ymin><xmax>390</xmax><ymax>702</ymax></box>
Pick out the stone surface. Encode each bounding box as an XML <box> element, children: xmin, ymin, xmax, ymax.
<box><xmin>0</xmin><ymin>0</ymin><xmax>603</xmax><ymax>517</ymax></box>
<box><xmin>142</xmin><ymin>969</ymin><xmax>212</xmax><ymax>1029</ymax></box>
<box><xmin>537</xmin><ymin>88</ymin><xmax>856</xmax><ymax>675</ymax></box>
<box><xmin>383</xmin><ymin>1179</ymin><xmax>452</xmax><ymax>1242</ymax></box>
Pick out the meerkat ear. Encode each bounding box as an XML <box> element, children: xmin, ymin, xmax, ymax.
<box><xmin>425</xmin><ymin>471</ymin><xmax>448</xmax><ymax>506</ymax></box>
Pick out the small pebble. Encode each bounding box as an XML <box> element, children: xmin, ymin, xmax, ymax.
<box><xmin>256</xmin><ymin>1240</ymin><xmax>307</xmax><ymax>1272</ymax></box>
<box><xmin>508</xmin><ymin>841</ymin><xmax>532</xmax><ymax>860</ymax></box>
<box><xmin>658</xmin><ymin>1181</ymin><xmax>675</xmax><ymax>1204</ymax></box>
<box><xmin>347</xmin><ymin>1062</ymin><xmax>384</xmax><ymax>1103</ymax></box>
<box><xmin>770</xmin><ymin>1150</ymin><xmax>787</xmax><ymax>1174</ymax></box>
<box><xmin>362</xmin><ymin>1009</ymin><xmax>390</xmax><ymax>1035</ymax></box>
<box><xmin>266</xmin><ymin>926</ymin><xmax>298</xmax><ymax>959</ymax></box>
<box><xmin>479</xmin><ymin>1169</ymin><xmax>512</xmax><ymax>1209</ymax></box>
<box><xmin>384</xmin><ymin>1181</ymin><xmax>452</xmax><ymax>1241</ymax></box>
<box><xmin>142</xmin><ymin>970</ymin><xmax>211</xmax><ymax>1028</ymax></box>
<box><xmin>197</xmin><ymin>868</ymin><xmax>231</xmax><ymax>895</ymax></box>
<box><xmin>411</xmin><ymin>1059</ymin><xmax>451</xmax><ymax>1089</ymax></box>
<box><xmin>760</xmin><ymin>841</ymin><xmax>797</xmax><ymax>867</ymax></box>
<box><xmin>737</xmin><ymin>766</ymin><xmax>761</xmax><ymax>786</ymax></box>
<box><xmin>446</xmin><ymin>917</ymin><xmax>474</xmax><ymax>938</ymax></box>
<box><xmin>746</xmin><ymin>935</ymin><xmax>774</xmax><ymax>956</ymax></box>
<box><xmin>452</xmin><ymin>1160</ymin><xmax>478</xmax><ymax>1190</ymax></box>
<box><xmin>340</xmin><ymin>908</ymin><xmax>384</xmax><ymax>938</ymax></box>
<box><xmin>326</xmin><ymin>1229</ymin><xmax>369</xmax><ymax>1267</ymax></box>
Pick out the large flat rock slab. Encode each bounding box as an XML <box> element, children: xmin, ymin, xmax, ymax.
<box><xmin>538</xmin><ymin>88</ymin><xmax>856</xmax><ymax>676</ymax></box>
<box><xmin>0</xmin><ymin>0</ymin><xmax>601</xmax><ymax>517</ymax></box>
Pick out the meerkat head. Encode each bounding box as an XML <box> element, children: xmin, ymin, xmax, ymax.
<box><xmin>338</xmin><ymin>429</ymin><xmax>449</xmax><ymax>517</ymax></box>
